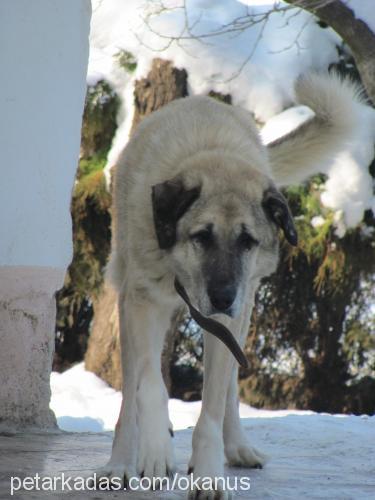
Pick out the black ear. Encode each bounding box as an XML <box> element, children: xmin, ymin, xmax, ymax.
<box><xmin>152</xmin><ymin>178</ymin><xmax>201</xmax><ymax>249</ymax></box>
<box><xmin>262</xmin><ymin>187</ymin><xmax>298</xmax><ymax>246</ymax></box>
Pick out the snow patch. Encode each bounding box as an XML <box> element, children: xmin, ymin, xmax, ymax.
<box><xmin>50</xmin><ymin>363</ymin><xmax>122</xmax><ymax>432</ymax></box>
<box><xmin>261</xmin><ymin>105</ymin><xmax>314</xmax><ymax>144</ymax></box>
<box><xmin>50</xmin><ymin>363</ymin><xmax>314</xmax><ymax>433</ymax></box>
<box><xmin>48</xmin><ymin>365</ymin><xmax>375</xmax><ymax>498</ymax></box>
<box><xmin>88</xmin><ymin>0</ymin><xmax>375</xmax><ymax>233</ymax></box>
<box><xmin>320</xmin><ymin>105</ymin><xmax>375</xmax><ymax>233</ymax></box>
<box><xmin>311</xmin><ymin>215</ymin><xmax>325</xmax><ymax>228</ymax></box>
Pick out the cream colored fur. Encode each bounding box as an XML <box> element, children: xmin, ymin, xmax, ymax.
<box><xmin>268</xmin><ymin>72</ymin><xmax>364</xmax><ymax>186</ymax></box>
<box><xmin>97</xmin><ymin>73</ymin><xmax>362</xmax><ymax>499</ymax></box>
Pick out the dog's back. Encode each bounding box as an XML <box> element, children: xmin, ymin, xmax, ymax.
<box><xmin>108</xmin><ymin>96</ymin><xmax>268</xmax><ymax>290</ymax></box>
<box><xmin>108</xmin><ymin>74</ymin><xmax>364</xmax><ymax>292</ymax></box>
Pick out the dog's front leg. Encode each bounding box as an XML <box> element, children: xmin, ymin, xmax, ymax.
<box><xmin>223</xmin><ymin>302</ymin><xmax>267</xmax><ymax>469</ymax></box>
<box><xmin>223</xmin><ymin>366</ymin><xmax>267</xmax><ymax>469</ymax></box>
<box><xmin>96</xmin><ymin>289</ymin><xmax>175</xmax><ymax>487</ymax></box>
<box><xmin>94</xmin><ymin>288</ymin><xmax>138</xmax><ymax>486</ymax></box>
<box><xmin>132</xmin><ymin>294</ymin><xmax>176</xmax><ymax>483</ymax></box>
<box><xmin>188</xmin><ymin>315</ymin><xmax>242</xmax><ymax>500</ymax></box>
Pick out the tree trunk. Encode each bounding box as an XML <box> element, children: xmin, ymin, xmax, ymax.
<box><xmin>84</xmin><ymin>285</ymin><xmax>122</xmax><ymax>389</ymax></box>
<box><xmin>131</xmin><ymin>58</ymin><xmax>188</xmax><ymax>133</ymax></box>
<box><xmin>84</xmin><ymin>59</ymin><xmax>188</xmax><ymax>391</ymax></box>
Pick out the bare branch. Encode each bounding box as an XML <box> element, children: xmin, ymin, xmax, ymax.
<box><xmin>134</xmin><ymin>0</ymin><xmax>375</xmax><ymax>104</ymax></box>
<box><xmin>138</xmin><ymin>1</ymin><xmax>305</xmax><ymax>82</ymax></box>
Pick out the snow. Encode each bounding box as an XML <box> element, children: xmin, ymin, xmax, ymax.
<box><xmin>320</xmin><ymin>105</ymin><xmax>375</xmax><ymax>232</ymax></box>
<box><xmin>89</xmin><ymin>0</ymin><xmax>340</xmax><ymax>120</ymax></box>
<box><xmin>89</xmin><ymin>0</ymin><xmax>375</xmax><ymax>237</ymax></box>
<box><xmin>50</xmin><ymin>363</ymin><xmax>314</xmax><ymax>432</ymax></box>
<box><xmin>89</xmin><ymin>0</ymin><xmax>341</xmax><ymax>175</ymax></box>
<box><xmin>260</xmin><ymin>105</ymin><xmax>314</xmax><ymax>144</ymax></box>
<box><xmin>50</xmin><ymin>363</ymin><xmax>122</xmax><ymax>432</ymax></box>
<box><xmin>311</xmin><ymin>215</ymin><xmax>325</xmax><ymax>228</ymax></box>
<box><xmin>49</xmin><ymin>364</ymin><xmax>375</xmax><ymax>498</ymax></box>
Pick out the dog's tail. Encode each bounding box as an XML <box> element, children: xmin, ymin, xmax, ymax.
<box><xmin>267</xmin><ymin>72</ymin><xmax>365</xmax><ymax>187</ymax></box>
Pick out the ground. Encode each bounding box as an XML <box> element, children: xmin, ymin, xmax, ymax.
<box><xmin>1</xmin><ymin>412</ymin><xmax>374</xmax><ymax>499</ymax></box>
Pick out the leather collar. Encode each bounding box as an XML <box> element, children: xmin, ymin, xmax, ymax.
<box><xmin>174</xmin><ymin>278</ymin><xmax>248</xmax><ymax>368</ymax></box>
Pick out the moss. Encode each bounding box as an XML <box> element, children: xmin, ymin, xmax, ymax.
<box><xmin>283</xmin><ymin>176</ymin><xmax>348</xmax><ymax>293</ymax></box>
<box><xmin>74</xmin><ymin>163</ymin><xmax>111</xmax><ymax>209</ymax></box>
<box><xmin>115</xmin><ymin>50</ymin><xmax>137</xmax><ymax>73</ymax></box>
<box><xmin>77</xmin><ymin>153</ymin><xmax>106</xmax><ymax>179</ymax></box>
<box><xmin>70</xmin><ymin>159</ymin><xmax>111</xmax><ymax>297</ymax></box>
<box><xmin>55</xmin><ymin>80</ymin><xmax>117</xmax><ymax>371</ymax></box>
<box><xmin>81</xmin><ymin>80</ymin><xmax>120</xmax><ymax>159</ymax></box>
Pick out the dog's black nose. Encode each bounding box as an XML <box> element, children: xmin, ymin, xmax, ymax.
<box><xmin>208</xmin><ymin>285</ymin><xmax>236</xmax><ymax>313</ymax></box>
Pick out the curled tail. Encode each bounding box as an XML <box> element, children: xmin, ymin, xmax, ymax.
<box><xmin>267</xmin><ymin>72</ymin><xmax>365</xmax><ymax>187</ymax></box>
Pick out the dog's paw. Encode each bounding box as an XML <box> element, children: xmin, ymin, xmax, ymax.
<box><xmin>187</xmin><ymin>476</ymin><xmax>233</xmax><ymax>500</ymax></box>
<box><xmin>137</xmin><ymin>434</ymin><xmax>175</xmax><ymax>482</ymax></box>
<box><xmin>90</xmin><ymin>462</ymin><xmax>137</xmax><ymax>489</ymax></box>
<box><xmin>225</xmin><ymin>442</ymin><xmax>268</xmax><ymax>469</ymax></box>
<box><xmin>188</xmin><ymin>487</ymin><xmax>232</xmax><ymax>499</ymax></box>
<box><xmin>137</xmin><ymin>422</ymin><xmax>175</xmax><ymax>483</ymax></box>
<box><xmin>135</xmin><ymin>371</ymin><xmax>175</xmax><ymax>485</ymax></box>
<box><xmin>188</xmin><ymin>434</ymin><xmax>230</xmax><ymax>499</ymax></box>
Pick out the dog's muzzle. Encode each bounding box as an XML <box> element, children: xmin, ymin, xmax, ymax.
<box><xmin>174</xmin><ymin>278</ymin><xmax>248</xmax><ymax>368</ymax></box>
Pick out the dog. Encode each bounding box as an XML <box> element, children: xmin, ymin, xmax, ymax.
<box><xmin>98</xmin><ymin>73</ymin><xmax>361</xmax><ymax>498</ymax></box>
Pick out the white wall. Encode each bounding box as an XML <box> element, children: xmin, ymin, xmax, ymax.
<box><xmin>0</xmin><ymin>0</ymin><xmax>91</xmax><ymax>429</ymax></box>
<box><xmin>0</xmin><ymin>0</ymin><xmax>91</xmax><ymax>268</ymax></box>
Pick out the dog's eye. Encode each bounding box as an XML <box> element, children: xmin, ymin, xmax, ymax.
<box><xmin>190</xmin><ymin>229</ymin><xmax>213</xmax><ymax>248</ymax></box>
<box><xmin>237</xmin><ymin>232</ymin><xmax>257</xmax><ymax>251</ymax></box>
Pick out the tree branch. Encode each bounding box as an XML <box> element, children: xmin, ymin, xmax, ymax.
<box><xmin>285</xmin><ymin>0</ymin><xmax>375</xmax><ymax>104</ymax></box>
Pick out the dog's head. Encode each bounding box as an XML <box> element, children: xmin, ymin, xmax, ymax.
<box><xmin>152</xmin><ymin>156</ymin><xmax>297</xmax><ymax>317</ymax></box>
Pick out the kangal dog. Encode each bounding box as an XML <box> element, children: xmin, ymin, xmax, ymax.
<box><xmin>97</xmin><ymin>73</ymin><xmax>362</xmax><ymax>498</ymax></box>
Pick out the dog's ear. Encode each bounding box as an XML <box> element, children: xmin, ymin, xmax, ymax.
<box><xmin>152</xmin><ymin>178</ymin><xmax>201</xmax><ymax>249</ymax></box>
<box><xmin>262</xmin><ymin>186</ymin><xmax>298</xmax><ymax>246</ymax></box>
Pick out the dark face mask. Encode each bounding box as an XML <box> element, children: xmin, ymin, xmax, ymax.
<box><xmin>152</xmin><ymin>178</ymin><xmax>298</xmax><ymax>369</ymax></box>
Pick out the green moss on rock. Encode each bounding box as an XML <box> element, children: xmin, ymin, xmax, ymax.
<box><xmin>54</xmin><ymin>80</ymin><xmax>118</xmax><ymax>371</ymax></box>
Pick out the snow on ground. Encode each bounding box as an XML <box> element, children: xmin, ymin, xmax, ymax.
<box><xmin>50</xmin><ymin>363</ymin><xmax>121</xmax><ymax>432</ymax></box>
<box><xmin>50</xmin><ymin>363</ymin><xmax>314</xmax><ymax>432</ymax></box>
<box><xmin>89</xmin><ymin>0</ymin><xmax>375</xmax><ymax>237</ymax></box>
<box><xmin>48</xmin><ymin>364</ymin><xmax>375</xmax><ymax>498</ymax></box>
<box><xmin>2</xmin><ymin>416</ymin><xmax>375</xmax><ymax>498</ymax></box>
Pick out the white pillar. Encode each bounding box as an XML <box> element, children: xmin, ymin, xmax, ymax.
<box><xmin>0</xmin><ymin>0</ymin><xmax>91</xmax><ymax>430</ymax></box>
